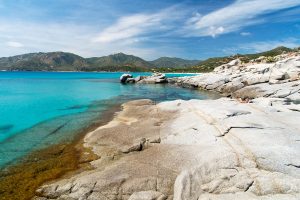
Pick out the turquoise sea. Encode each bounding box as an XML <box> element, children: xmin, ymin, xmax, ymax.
<box><xmin>0</xmin><ymin>72</ymin><xmax>217</xmax><ymax>168</ymax></box>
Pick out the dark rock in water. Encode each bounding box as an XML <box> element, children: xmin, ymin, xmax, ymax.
<box><xmin>120</xmin><ymin>74</ymin><xmax>133</xmax><ymax>83</ymax></box>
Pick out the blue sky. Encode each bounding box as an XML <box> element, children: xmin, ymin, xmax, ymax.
<box><xmin>0</xmin><ymin>0</ymin><xmax>300</xmax><ymax>60</ymax></box>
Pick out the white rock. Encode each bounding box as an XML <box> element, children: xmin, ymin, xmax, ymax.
<box><xmin>129</xmin><ymin>191</ymin><xmax>167</xmax><ymax>200</ymax></box>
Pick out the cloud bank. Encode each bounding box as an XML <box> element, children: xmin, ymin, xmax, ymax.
<box><xmin>184</xmin><ymin>0</ymin><xmax>300</xmax><ymax>37</ymax></box>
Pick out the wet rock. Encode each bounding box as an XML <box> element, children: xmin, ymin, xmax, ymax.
<box><xmin>120</xmin><ymin>74</ymin><xmax>133</xmax><ymax>83</ymax></box>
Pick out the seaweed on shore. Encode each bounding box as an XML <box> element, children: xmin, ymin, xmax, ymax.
<box><xmin>0</xmin><ymin>143</ymin><xmax>79</xmax><ymax>200</ymax></box>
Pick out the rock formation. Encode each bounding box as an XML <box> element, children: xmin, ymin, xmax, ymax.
<box><xmin>35</xmin><ymin>52</ymin><xmax>300</xmax><ymax>200</ymax></box>
<box><xmin>120</xmin><ymin>74</ymin><xmax>133</xmax><ymax>83</ymax></box>
<box><xmin>120</xmin><ymin>73</ymin><xmax>168</xmax><ymax>84</ymax></box>
<box><xmin>173</xmin><ymin>53</ymin><xmax>300</xmax><ymax>101</ymax></box>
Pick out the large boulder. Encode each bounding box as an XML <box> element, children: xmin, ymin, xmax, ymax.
<box><xmin>120</xmin><ymin>74</ymin><xmax>133</xmax><ymax>83</ymax></box>
<box><xmin>269</xmin><ymin>57</ymin><xmax>300</xmax><ymax>83</ymax></box>
<box><xmin>139</xmin><ymin>73</ymin><xmax>168</xmax><ymax>84</ymax></box>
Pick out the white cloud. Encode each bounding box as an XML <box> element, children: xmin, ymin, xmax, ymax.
<box><xmin>94</xmin><ymin>14</ymin><xmax>158</xmax><ymax>43</ymax></box>
<box><xmin>0</xmin><ymin>19</ymin><xmax>179</xmax><ymax>60</ymax></box>
<box><xmin>185</xmin><ymin>0</ymin><xmax>300</xmax><ymax>37</ymax></box>
<box><xmin>93</xmin><ymin>6</ymin><xmax>182</xmax><ymax>43</ymax></box>
<box><xmin>6</xmin><ymin>41</ymin><xmax>24</xmax><ymax>48</ymax></box>
<box><xmin>240</xmin><ymin>32</ymin><xmax>251</xmax><ymax>36</ymax></box>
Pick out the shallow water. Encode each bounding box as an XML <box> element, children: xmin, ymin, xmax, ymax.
<box><xmin>0</xmin><ymin>71</ymin><xmax>218</xmax><ymax>167</ymax></box>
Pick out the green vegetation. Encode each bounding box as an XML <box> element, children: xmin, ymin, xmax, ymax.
<box><xmin>265</xmin><ymin>56</ymin><xmax>277</xmax><ymax>63</ymax></box>
<box><xmin>0</xmin><ymin>46</ymin><xmax>298</xmax><ymax>72</ymax></box>
<box><xmin>0</xmin><ymin>52</ymin><xmax>88</xmax><ymax>71</ymax></box>
<box><xmin>150</xmin><ymin>57</ymin><xmax>200</xmax><ymax>68</ymax></box>
<box><xmin>86</xmin><ymin>53</ymin><xmax>154</xmax><ymax>70</ymax></box>
<box><xmin>184</xmin><ymin>46</ymin><xmax>297</xmax><ymax>72</ymax></box>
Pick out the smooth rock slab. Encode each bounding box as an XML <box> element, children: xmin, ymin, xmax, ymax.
<box><xmin>35</xmin><ymin>98</ymin><xmax>300</xmax><ymax>200</ymax></box>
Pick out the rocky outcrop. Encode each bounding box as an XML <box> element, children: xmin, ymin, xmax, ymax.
<box><xmin>35</xmin><ymin>97</ymin><xmax>300</xmax><ymax>200</ymax></box>
<box><xmin>138</xmin><ymin>73</ymin><xmax>168</xmax><ymax>84</ymax></box>
<box><xmin>174</xmin><ymin>55</ymin><xmax>300</xmax><ymax>100</ymax></box>
<box><xmin>120</xmin><ymin>73</ymin><xmax>168</xmax><ymax>84</ymax></box>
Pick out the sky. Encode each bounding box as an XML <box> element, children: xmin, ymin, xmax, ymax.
<box><xmin>0</xmin><ymin>0</ymin><xmax>300</xmax><ymax>60</ymax></box>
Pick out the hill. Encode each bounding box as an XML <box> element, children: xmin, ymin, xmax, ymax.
<box><xmin>84</xmin><ymin>53</ymin><xmax>153</xmax><ymax>72</ymax></box>
<box><xmin>0</xmin><ymin>52</ymin><xmax>198</xmax><ymax>72</ymax></box>
<box><xmin>0</xmin><ymin>46</ymin><xmax>298</xmax><ymax>72</ymax></box>
<box><xmin>150</xmin><ymin>57</ymin><xmax>200</xmax><ymax>68</ymax></box>
<box><xmin>157</xmin><ymin>46</ymin><xmax>298</xmax><ymax>73</ymax></box>
<box><xmin>0</xmin><ymin>52</ymin><xmax>87</xmax><ymax>71</ymax></box>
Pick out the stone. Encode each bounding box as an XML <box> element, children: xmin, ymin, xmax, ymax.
<box><xmin>120</xmin><ymin>74</ymin><xmax>133</xmax><ymax>83</ymax></box>
<box><xmin>126</xmin><ymin>78</ymin><xmax>136</xmax><ymax>83</ymax></box>
<box><xmin>129</xmin><ymin>191</ymin><xmax>167</xmax><ymax>200</ymax></box>
<box><xmin>134</xmin><ymin>75</ymin><xmax>143</xmax><ymax>82</ymax></box>
<box><xmin>228</xmin><ymin>58</ymin><xmax>241</xmax><ymax>66</ymax></box>
<box><xmin>138</xmin><ymin>73</ymin><xmax>168</xmax><ymax>84</ymax></box>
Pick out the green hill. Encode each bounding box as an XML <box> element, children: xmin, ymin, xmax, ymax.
<box><xmin>0</xmin><ymin>46</ymin><xmax>297</xmax><ymax>72</ymax></box>
<box><xmin>157</xmin><ymin>46</ymin><xmax>297</xmax><ymax>73</ymax></box>
<box><xmin>0</xmin><ymin>52</ymin><xmax>88</xmax><ymax>71</ymax></box>
<box><xmin>150</xmin><ymin>57</ymin><xmax>200</xmax><ymax>68</ymax></box>
<box><xmin>84</xmin><ymin>53</ymin><xmax>153</xmax><ymax>72</ymax></box>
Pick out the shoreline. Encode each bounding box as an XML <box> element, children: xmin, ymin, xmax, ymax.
<box><xmin>35</xmin><ymin>97</ymin><xmax>300</xmax><ymax>200</ymax></box>
<box><xmin>0</xmin><ymin>103</ymin><xmax>122</xmax><ymax>200</ymax></box>
<box><xmin>0</xmin><ymin>70</ymin><xmax>200</xmax><ymax>75</ymax></box>
<box><xmin>35</xmin><ymin>54</ymin><xmax>300</xmax><ymax>200</ymax></box>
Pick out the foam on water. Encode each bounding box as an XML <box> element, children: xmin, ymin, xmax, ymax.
<box><xmin>0</xmin><ymin>71</ymin><xmax>218</xmax><ymax>167</ymax></box>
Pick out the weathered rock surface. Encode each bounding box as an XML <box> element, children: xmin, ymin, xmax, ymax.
<box><xmin>35</xmin><ymin>97</ymin><xmax>300</xmax><ymax>200</ymax></box>
<box><xmin>120</xmin><ymin>73</ymin><xmax>168</xmax><ymax>84</ymax></box>
<box><xmin>138</xmin><ymin>73</ymin><xmax>168</xmax><ymax>84</ymax></box>
<box><xmin>174</xmin><ymin>55</ymin><xmax>300</xmax><ymax>101</ymax></box>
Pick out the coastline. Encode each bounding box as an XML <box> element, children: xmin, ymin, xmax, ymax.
<box><xmin>35</xmin><ymin>53</ymin><xmax>300</xmax><ymax>200</ymax></box>
<box><xmin>35</xmin><ymin>98</ymin><xmax>300</xmax><ymax>200</ymax></box>
<box><xmin>0</xmin><ymin>103</ymin><xmax>122</xmax><ymax>200</ymax></box>
<box><xmin>0</xmin><ymin>71</ymin><xmax>212</xmax><ymax>200</ymax></box>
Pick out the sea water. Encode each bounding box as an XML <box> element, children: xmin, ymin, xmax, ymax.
<box><xmin>0</xmin><ymin>72</ymin><xmax>218</xmax><ymax>167</ymax></box>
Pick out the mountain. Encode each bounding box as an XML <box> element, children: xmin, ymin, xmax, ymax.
<box><xmin>0</xmin><ymin>52</ymin><xmax>88</xmax><ymax>71</ymax></box>
<box><xmin>84</xmin><ymin>53</ymin><xmax>154</xmax><ymax>72</ymax></box>
<box><xmin>0</xmin><ymin>52</ymin><xmax>154</xmax><ymax>72</ymax></box>
<box><xmin>150</xmin><ymin>57</ymin><xmax>200</xmax><ymax>68</ymax></box>
<box><xmin>0</xmin><ymin>46</ymin><xmax>297</xmax><ymax>72</ymax></box>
